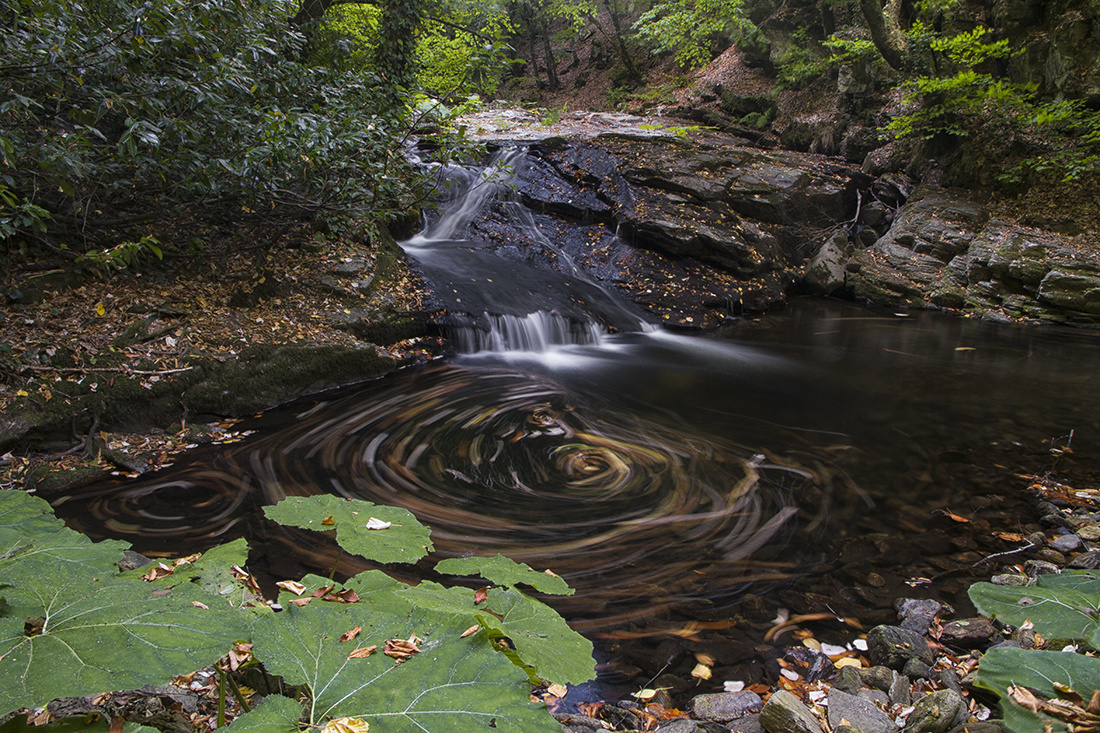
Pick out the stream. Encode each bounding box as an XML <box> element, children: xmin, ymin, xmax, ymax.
<box><xmin>50</xmin><ymin>147</ymin><xmax>1100</xmax><ymax>694</ymax></box>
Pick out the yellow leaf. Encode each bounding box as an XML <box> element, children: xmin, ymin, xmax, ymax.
<box><xmin>16</xmin><ymin>390</ymin><xmax>28</xmax><ymax>397</ymax></box>
<box><xmin>96</xmin><ymin>303</ymin><xmax>105</xmax><ymax>316</ymax></box>
<box><xmin>321</xmin><ymin>718</ymin><xmax>369</xmax><ymax>733</ymax></box>
<box><xmin>321</xmin><ymin>515</ymin><xmax>335</xmax><ymax>526</ymax></box>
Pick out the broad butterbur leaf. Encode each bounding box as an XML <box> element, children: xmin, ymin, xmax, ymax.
<box><xmin>969</xmin><ymin>571</ymin><xmax>1100</xmax><ymax>647</ymax></box>
<box><xmin>435</xmin><ymin>554</ymin><xmax>573</xmax><ymax>595</ymax></box>
<box><xmin>0</xmin><ymin>550</ymin><xmax>247</xmax><ymax>712</ymax></box>
<box><xmin>262</xmin><ymin>496</ymin><xmax>432</xmax><ymax>564</ymax></box>
<box><xmin>974</xmin><ymin>646</ymin><xmax>1100</xmax><ymax>733</ymax></box>
<box><xmin>250</xmin><ymin>600</ymin><xmax>561</xmax><ymax>731</ymax></box>
<box><xmin>476</xmin><ymin>587</ymin><xmax>595</xmax><ymax>685</ymax></box>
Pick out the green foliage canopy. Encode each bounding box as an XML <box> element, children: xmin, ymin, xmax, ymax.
<box><xmin>0</xmin><ymin>0</ymin><xmax>423</xmax><ymax>260</ymax></box>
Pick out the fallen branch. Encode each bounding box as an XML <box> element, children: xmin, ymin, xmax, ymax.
<box><xmin>20</xmin><ymin>365</ymin><xmax>194</xmax><ymax>376</ymax></box>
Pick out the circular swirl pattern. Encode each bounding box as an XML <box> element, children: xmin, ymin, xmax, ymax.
<box><xmin>52</xmin><ymin>362</ymin><xmax>824</xmax><ymax>628</ymax></box>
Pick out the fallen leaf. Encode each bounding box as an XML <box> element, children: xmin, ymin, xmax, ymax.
<box><xmin>348</xmin><ymin>645</ymin><xmax>378</xmax><ymax>659</ymax></box>
<box><xmin>690</xmin><ymin>663</ymin><xmax>712</xmax><ymax>681</ymax></box>
<box><xmin>384</xmin><ymin>636</ymin><xmax>422</xmax><ymax>661</ymax></box>
<box><xmin>191</xmin><ymin>601</ymin><xmax>209</xmax><ymax>610</ymax></box>
<box><xmin>340</xmin><ymin>626</ymin><xmax>362</xmax><ymax>642</ymax></box>
<box><xmin>547</xmin><ymin>683</ymin><xmax>568</xmax><ymax>698</ymax></box>
<box><xmin>320</xmin><ymin>717</ymin><xmax>369</xmax><ymax>733</ymax></box>
<box><xmin>474</xmin><ymin>586</ymin><xmax>489</xmax><ymax>604</ymax></box>
<box><xmin>365</xmin><ymin>517</ymin><xmax>391</xmax><ymax>530</ymax></box>
<box><xmin>276</xmin><ymin>580</ymin><xmax>307</xmax><ymax>596</ymax></box>
<box><xmin>321</xmin><ymin>515</ymin><xmax>335</xmax><ymax>526</ymax></box>
<box><xmin>460</xmin><ymin>624</ymin><xmax>480</xmax><ymax>638</ymax></box>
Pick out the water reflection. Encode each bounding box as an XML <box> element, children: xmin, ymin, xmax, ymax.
<box><xmin>49</xmin><ymin>300</ymin><xmax>1100</xmax><ymax>633</ymax></box>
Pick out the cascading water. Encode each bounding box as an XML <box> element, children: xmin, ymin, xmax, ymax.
<box><xmin>402</xmin><ymin>147</ymin><xmax>652</xmax><ymax>353</ymax></box>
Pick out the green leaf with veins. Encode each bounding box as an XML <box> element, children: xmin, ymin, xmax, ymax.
<box><xmin>435</xmin><ymin>554</ymin><xmax>573</xmax><ymax>595</ymax></box>
<box><xmin>969</xmin><ymin>571</ymin><xmax>1100</xmax><ymax>646</ymax></box>
<box><xmin>250</xmin><ymin>600</ymin><xmax>560</xmax><ymax>732</ymax></box>
<box><xmin>262</xmin><ymin>496</ymin><xmax>433</xmax><ymax>564</ymax></box>
<box><xmin>0</xmin><ymin>548</ymin><xmax>247</xmax><ymax>712</ymax></box>
<box><xmin>476</xmin><ymin>587</ymin><xmax>594</xmax><ymax>685</ymax></box>
<box><xmin>974</xmin><ymin>646</ymin><xmax>1100</xmax><ymax>733</ymax></box>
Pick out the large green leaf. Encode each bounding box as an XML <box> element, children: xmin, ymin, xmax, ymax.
<box><xmin>969</xmin><ymin>571</ymin><xmax>1100</xmax><ymax>647</ymax></box>
<box><xmin>435</xmin><ymin>554</ymin><xmax>574</xmax><ymax>595</ymax></box>
<box><xmin>251</xmin><ymin>600</ymin><xmax>561</xmax><ymax>732</ymax></box>
<box><xmin>262</xmin><ymin>496</ymin><xmax>433</xmax><ymax>564</ymax></box>
<box><xmin>225</xmin><ymin>694</ymin><xmax>305</xmax><ymax>731</ymax></box>
<box><xmin>973</xmin><ymin>647</ymin><xmax>1100</xmax><ymax>733</ymax></box>
<box><xmin>476</xmin><ymin>587</ymin><xmax>595</xmax><ymax>686</ymax></box>
<box><xmin>0</xmin><ymin>545</ymin><xmax>248</xmax><ymax>712</ymax></box>
<box><xmin>0</xmin><ymin>490</ymin><xmax>69</xmax><ymax>540</ymax></box>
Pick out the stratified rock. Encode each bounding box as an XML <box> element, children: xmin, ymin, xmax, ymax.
<box><xmin>846</xmin><ymin>186</ymin><xmax>1100</xmax><ymax>325</ymax></box>
<box><xmin>826</xmin><ymin>688</ymin><xmax>896</xmax><ymax>733</ymax></box>
<box><xmin>690</xmin><ymin>691</ymin><xmax>763</xmax><ymax>722</ymax></box>
<box><xmin>866</xmin><ymin>626</ymin><xmax>935</xmax><ymax>670</ymax></box>
<box><xmin>759</xmin><ymin>690</ymin><xmax>825</xmax><ymax>733</ymax></box>
<box><xmin>903</xmin><ymin>689</ymin><xmax>967</xmax><ymax>733</ymax></box>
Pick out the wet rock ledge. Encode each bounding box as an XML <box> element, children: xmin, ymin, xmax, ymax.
<box><xmin>497</xmin><ymin>126</ymin><xmax>1100</xmax><ymax>328</ymax></box>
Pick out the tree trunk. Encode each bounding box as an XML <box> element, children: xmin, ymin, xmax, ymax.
<box><xmin>601</xmin><ymin>0</ymin><xmax>642</xmax><ymax>83</ymax></box>
<box><xmin>858</xmin><ymin>0</ymin><xmax>909</xmax><ymax>70</ymax></box>
<box><xmin>539</xmin><ymin>14</ymin><xmax>560</xmax><ymax>91</ymax></box>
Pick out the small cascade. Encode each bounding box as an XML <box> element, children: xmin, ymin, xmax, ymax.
<box><xmin>451</xmin><ymin>311</ymin><xmax>608</xmax><ymax>353</ymax></box>
<box><xmin>401</xmin><ymin>145</ymin><xmax>650</xmax><ymax>353</ymax></box>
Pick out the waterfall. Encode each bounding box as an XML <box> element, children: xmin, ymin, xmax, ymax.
<box><xmin>401</xmin><ymin>146</ymin><xmax>649</xmax><ymax>353</ymax></box>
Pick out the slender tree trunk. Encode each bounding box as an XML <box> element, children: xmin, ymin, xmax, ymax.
<box><xmin>858</xmin><ymin>0</ymin><xmax>909</xmax><ymax>70</ymax></box>
<box><xmin>540</xmin><ymin>16</ymin><xmax>560</xmax><ymax>91</ymax></box>
<box><xmin>601</xmin><ymin>0</ymin><xmax>642</xmax><ymax>83</ymax></box>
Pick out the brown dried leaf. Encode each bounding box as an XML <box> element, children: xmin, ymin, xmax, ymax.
<box><xmin>348</xmin><ymin>645</ymin><xmax>378</xmax><ymax>659</ymax></box>
<box><xmin>340</xmin><ymin>626</ymin><xmax>363</xmax><ymax>643</ymax></box>
<box><xmin>474</xmin><ymin>586</ymin><xmax>489</xmax><ymax>604</ymax></box>
<box><xmin>460</xmin><ymin>624</ymin><xmax>480</xmax><ymax>638</ymax></box>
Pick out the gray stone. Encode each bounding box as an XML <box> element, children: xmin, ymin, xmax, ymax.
<box><xmin>690</xmin><ymin>691</ymin><xmax>763</xmax><ymax>722</ymax></box>
<box><xmin>1068</xmin><ymin>551</ymin><xmax>1100</xmax><ymax>569</ymax></box>
<box><xmin>991</xmin><ymin>573</ymin><xmax>1031</xmax><ymax>586</ymax></box>
<box><xmin>805</xmin><ymin>230</ymin><xmax>851</xmax><ymax>295</ymax></box>
<box><xmin>1049</xmin><ymin>533</ymin><xmax>1084</xmax><ymax>553</ymax></box>
<box><xmin>827</xmin><ymin>688</ymin><xmax>895</xmax><ymax>733</ymax></box>
<box><xmin>729</xmin><ymin>714</ymin><xmax>766</xmax><ymax>733</ymax></box>
<box><xmin>889</xmin><ymin>672</ymin><xmax>912</xmax><ymax>706</ymax></box>
<box><xmin>902</xmin><ymin>658</ymin><xmax>932</xmax><ymax>680</ymax></box>
<box><xmin>857</xmin><ymin>690</ymin><xmax>890</xmax><ymax>707</ymax></box>
<box><xmin>1024</xmin><ymin>560</ymin><xmax>1061</xmax><ymax>576</ymax></box>
<box><xmin>759</xmin><ymin>690</ymin><xmax>826</xmax><ymax>733</ymax></box>
<box><xmin>895</xmin><ymin>598</ymin><xmax>946</xmax><ymax>634</ymax></box>
<box><xmin>656</xmin><ymin>719</ymin><xmax>701</xmax><ymax>733</ymax></box>
<box><xmin>859</xmin><ymin>666</ymin><xmax>894</xmax><ymax>692</ymax></box>
<box><xmin>832</xmin><ymin>666</ymin><xmax>865</xmax><ymax>693</ymax></box>
<box><xmin>903</xmin><ymin>689</ymin><xmax>967</xmax><ymax>733</ymax></box>
<box><xmin>939</xmin><ymin>617</ymin><xmax>999</xmax><ymax>649</ymax></box>
<box><xmin>1039</xmin><ymin>271</ymin><xmax>1100</xmax><ymax>314</ymax></box>
<box><xmin>866</xmin><ymin>626</ymin><xmax>935</xmax><ymax>670</ymax></box>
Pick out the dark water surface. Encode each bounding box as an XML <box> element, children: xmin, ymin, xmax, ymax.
<box><xmin>47</xmin><ymin>146</ymin><xmax>1100</xmax><ymax>691</ymax></box>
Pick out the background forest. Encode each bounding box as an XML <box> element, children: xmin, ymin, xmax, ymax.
<box><xmin>2</xmin><ymin>0</ymin><xmax>1098</xmax><ymax>274</ymax></box>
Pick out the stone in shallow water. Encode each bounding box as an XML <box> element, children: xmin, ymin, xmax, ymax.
<box><xmin>827</xmin><ymin>688</ymin><xmax>896</xmax><ymax>733</ymax></box>
<box><xmin>690</xmin><ymin>691</ymin><xmax>763</xmax><ymax>722</ymax></box>
<box><xmin>1049</xmin><ymin>533</ymin><xmax>1084</xmax><ymax>552</ymax></box>
<box><xmin>759</xmin><ymin>690</ymin><xmax>825</xmax><ymax>733</ymax></box>
<box><xmin>1069</xmin><ymin>551</ymin><xmax>1100</xmax><ymax>569</ymax></box>
<box><xmin>866</xmin><ymin>626</ymin><xmax>935</xmax><ymax>669</ymax></box>
<box><xmin>938</xmin><ymin>617</ymin><xmax>999</xmax><ymax>649</ymax></box>
<box><xmin>903</xmin><ymin>689</ymin><xmax>967</xmax><ymax>733</ymax></box>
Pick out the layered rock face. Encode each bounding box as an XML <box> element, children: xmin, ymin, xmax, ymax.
<box><xmin>504</xmin><ymin>129</ymin><xmax>1100</xmax><ymax>327</ymax></box>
